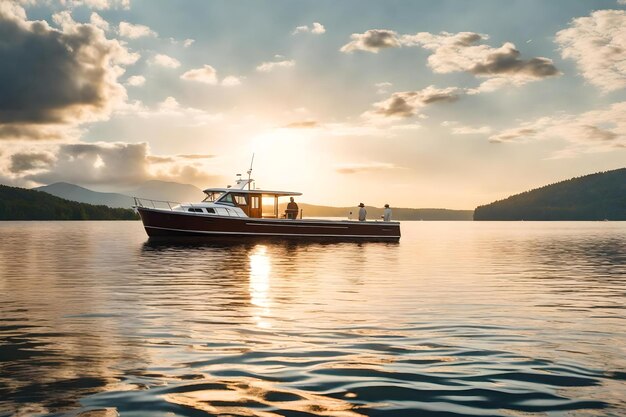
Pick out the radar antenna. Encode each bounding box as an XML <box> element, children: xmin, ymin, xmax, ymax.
<box><xmin>247</xmin><ymin>153</ymin><xmax>255</xmax><ymax>190</ymax></box>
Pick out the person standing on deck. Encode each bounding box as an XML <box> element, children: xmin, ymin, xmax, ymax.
<box><xmin>286</xmin><ymin>197</ymin><xmax>299</xmax><ymax>219</ymax></box>
<box><xmin>358</xmin><ymin>203</ymin><xmax>367</xmax><ymax>221</ymax></box>
<box><xmin>383</xmin><ymin>204</ymin><xmax>392</xmax><ymax>222</ymax></box>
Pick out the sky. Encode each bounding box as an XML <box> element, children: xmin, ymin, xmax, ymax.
<box><xmin>1</xmin><ymin>0</ymin><xmax>625</xmax><ymax>209</ymax></box>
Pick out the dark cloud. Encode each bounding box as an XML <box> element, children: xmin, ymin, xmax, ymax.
<box><xmin>0</xmin><ymin>5</ymin><xmax>137</xmax><ymax>140</ymax></box>
<box><xmin>26</xmin><ymin>142</ymin><xmax>151</xmax><ymax>186</ymax></box>
<box><xmin>340</xmin><ymin>29</ymin><xmax>400</xmax><ymax>53</ymax></box>
<box><xmin>365</xmin><ymin>86</ymin><xmax>460</xmax><ymax>119</ymax></box>
<box><xmin>9</xmin><ymin>152</ymin><xmax>55</xmax><ymax>173</ymax></box>
<box><xmin>12</xmin><ymin>142</ymin><xmax>222</xmax><ymax>188</ymax></box>
<box><xmin>470</xmin><ymin>44</ymin><xmax>559</xmax><ymax>78</ymax></box>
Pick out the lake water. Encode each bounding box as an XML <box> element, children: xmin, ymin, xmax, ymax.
<box><xmin>0</xmin><ymin>221</ymin><xmax>625</xmax><ymax>417</ymax></box>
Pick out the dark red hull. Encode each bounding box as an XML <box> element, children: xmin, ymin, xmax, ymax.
<box><xmin>137</xmin><ymin>208</ymin><xmax>400</xmax><ymax>240</ymax></box>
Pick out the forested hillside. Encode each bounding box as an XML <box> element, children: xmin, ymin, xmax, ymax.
<box><xmin>474</xmin><ymin>168</ymin><xmax>626</xmax><ymax>220</ymax></box>
<box><xmin>0</xmin><ymin>185</ymin><xmax>138</xmax><ymax>220</ymax></box>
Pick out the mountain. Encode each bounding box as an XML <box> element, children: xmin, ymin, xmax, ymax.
<box><xmin>35</xmin><ymin>181</ymin><xmax>205</xmax><ymax>208</ymax></box>
<box><xmin>281</xmin><ymin>203</ymin><xmax>473</xmax><ymax>221</ymax></box>
<box><xmin>474</xmin><ymin>168</ymin><xmax>626</xmax><ymax>220</ymax></box>
<box><xmin>35</xmin><ymin>182</ymin><xmax>134</xmax><ymax>208</ymax></box>
<box><xmin>0</xmin><ymin>185</ymin><xmax>138</xmax><ymax>220</ymax></box>
<box><xmin>127</xmin><ymin>180</ymin><xmax>205</xmax><ymax>203</ymax></box>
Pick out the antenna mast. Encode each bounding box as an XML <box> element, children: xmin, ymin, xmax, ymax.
<box><xmin>247</xmin><ymin>153</ymin><xmax>255</xmax><ymax>190</ymax></box>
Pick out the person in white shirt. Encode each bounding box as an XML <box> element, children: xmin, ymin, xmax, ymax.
<box><xmin>383</xmin><ymin>204</ymin><xmax>392</xmax><ymax>222</ymax></box>
<box><xmin>358</xmin><ymin>203</ymin><xmax>367</xmax><ymax>221</ymax></box>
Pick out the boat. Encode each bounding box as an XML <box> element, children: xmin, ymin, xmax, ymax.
<box><xmin>133</xmin><ymin>169</ymin><xmax>401</xmax><ymax>241</ymax></box>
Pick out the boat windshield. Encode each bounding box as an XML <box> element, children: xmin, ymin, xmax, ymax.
<box><xmin>203</xmin><ymin>191</ymin><xmax>224</xmax><ymax>202</ymax></box>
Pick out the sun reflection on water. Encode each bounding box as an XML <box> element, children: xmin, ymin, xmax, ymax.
<box><xmin>249</xmin><ymin>245</ymin><xmax>272</xmax><ymax>328</ymax></box>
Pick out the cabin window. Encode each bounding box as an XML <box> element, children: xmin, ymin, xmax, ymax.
<box><xmin>188</xmin><ymin>208</ymin><xmax>204</xmax><ymax>213</ymax></box>
<box><xmin>205</xmin><ymin>208</ymin><xmax>216</xmax><ymax>214</ymax></box>
<box><xmin>202</xmin><ymin>192</ymin><xmax>222</xmax><ymax>202</ymax></box>
<box><xmin>251</xmin><ymin>195</ymin><xmax>260</xmax><ymax>209</ymax></box>
<box><xmin>233</xmin><ymin>194</ymin><xmax>248</xmax><ymax>205</ymax></box>
<box><xmin>218</xmin><ymin>193</ymin><xmax>234</xmax><ymax>205</ymax></box>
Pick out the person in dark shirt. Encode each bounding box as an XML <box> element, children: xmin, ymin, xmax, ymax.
<box><xmin>286</xmin><ymin>197</ymin><xmax>299</xmax><ymax>219</ymax></box>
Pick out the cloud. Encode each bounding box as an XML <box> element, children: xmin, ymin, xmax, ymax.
<box><xmin>181</xmin><ymin>65</ymin><xmax>218</xmax><ymax>84</ymax></box>
<box><xmin>220</xmin><ymin>75</ymin><xmax>242</xmax><ymax>86</ymax></box>
<box><xmin>0</xmin><ymin>4</ymin><xmax>138</xmax><ymax>141</ymax></box>
<box><xmin>340</xmin><ymin>29</ymin><xmax>400</xmax><ymax>53</ymax></box>
<box><xmin>489</xmin><ymin>101</ymin><xmax>626</xmax><ymax>155</ymax></box>
<box><xmin>59</xmin><ymin>0</ymin><xmax>131</xmax><ymax>9</ymax></box>
<box><xmin>451</xmin><ymin>125</ymin><xmax>492</xmax><ymax>135</ymax></box>
<box><xmin>341</xmin><ymin>29</ymin><xmax>559</xmax><ymax>91</ymax></box>
<box><xmin>292</xmin><ymin>22</ymin><xmax>325</xmax><ymax>35</ymax></box>
<box><xmin>556</xmin><ymin>10</ymin><xmax>626</xmax><ymax>92</ymax></box>
<box><xmin>151</xmin><ymin>53</ymin><xmax>180</xmax><ymax>68</ymax></box>
<box><xmin>375</xmin><ymin>81</ymin><xmax>392</xmax><ymax>94</ymax></box>
<box><xmin>177</xmin><ymin>154</ymin><xmax>216</xmax><ymax>159</ymax></box>
<box><xmin>16</xmin><ymin>142</ymin><xmax>221</xmax><ymax>187</ymax></box>
<box><xmin>284</xmin><ymin>120</ymin><xmax>318</xmax><ymax>129</ymax></box>
<box><xmin>116</xmin><ymin>96</ymin><xmax>222</xmax><ymax>126</ymax></box>
<box><xmin>336</xmin><ymin>161</ymin><xmax>399</xmax><ymax>174</ymax></box>
<box><xmin>89</xmin><ymin>12</ymin><xmax>108</xmax><ymax>30</ymax></box>
<box><xmin>126</xmin><ymin>75</ymin><xmax>145</xmax><ymax>86</ymax></box>
<box><xmin>363</xmin><ymin>86</ymin><xmax>461</xmax><ymax>120</ymax></box>
<box><xmin>256</xmin><ymin>59</ymin><xmax>296</xmax><ymax>72</ymax></box>
<box><xmin>180</xmin><ymin>65</ymin><xmax>243</xmax><ymax>86</ymax></box>
<box><xmin>118</xmin><ymin>21</ymin><xmax>156</xmax><ymax>38</ymax></box>
<box><xmin>403</xmin><ymin>32</ymin><xmax>560</xmax><ymax>91</ymax></box>
<box><xmin>183</xmin><ymin>38</ymin><xmax>194</xmax><ymax>47</ymax></box>
<box><xmin>9</xmin><ymin>152</ymin><xmax>55</xmax><ymax>173</ymax></box>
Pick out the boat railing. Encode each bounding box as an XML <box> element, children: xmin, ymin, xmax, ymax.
<box><xmin>133</xmin><ymin>197</ymin><xmax>189</xmax><ymax>211</ymax></box>
<box><xmin>132</xmin><ymin>197</ymin><xmax>247</xmax><ymax>217</ymax></box>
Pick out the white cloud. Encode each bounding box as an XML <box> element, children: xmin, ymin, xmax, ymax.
<box><xmin>292</xmin><ymin>25</ymin><xmax>308</xmax><ymax>34</ymax></box>
<box><xmin>292</xmin><ymin>22</ymin><xmax>325</xmax><ymax>35</ymax></box>
<box><xmin>221</xmin><ymin>75</ymin><xmax>242</xmax><ymax>86</ymax></box>
<box><xmin>256</xmin><ymin>59</ymin><xmax>295</xmax><ymax>72</ymax></box>
<box><xmin>375</xmin><ymin>81</ymin><xmax>392</xmax><ymax>94</ymax></box>
<box><xmin>183</xmin><ymin>38</ymin><xmax>194</xmax><ymax>47</ymax></box>
<box><xmin>181</xmin><ymin>65</ymin><xmax>218</xmax><ymax>84</ymax></box>
<box><xmin>489</xmin><ymin>101</ymin><xmax>626</xmax><ymax>155</ymax></box>
<box><xmin>118</xmin><ymin>21</ymin><xmax>156</xmax><ymax>38</ymax></box>
<box><xmin>151</xmin><ymin>53</ymin><xmax>180</xmax><ymax>68</ymax></box>
<box><xmin>312</xmin><ymin>22</ymin><xmax>325</xmax><ymax>34</ymax></box>
<box><xmin>180</xmin><ymin>65</ymin><xmax>243</xmax><ymax>86</ymax></box>
<box><xmin>89</xmin><ymin>12</ymin><xmax>108</xmax><ymax>30</ymax></box>
<box><xmin>451</xmin><ymin>125</ymin><xmax>492</xmax><ymax>135</ymax></box>
<box><xmin>116</xmin><ymin>96</ymin><xmax>222</xmax><ymax>126</ymax></box>
<box><xmin>126</xmin><ymin>75</ymin><xmax>145</xmax><ymax>87</ymax></box>
<box><xmin>58</xmin><ymin>0</ymin><xmax>130</xmax><ymax>9</ymax></box>
<box><xmin>556</xmin><ymin>10</ymin><xmax>626</xmax><ymax>92</ymax></box>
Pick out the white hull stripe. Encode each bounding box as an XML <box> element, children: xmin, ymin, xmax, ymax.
<box><xmin>145</xmin><ymin>225</ymin><xmax>399</xmax><ymax>238</ymax></box>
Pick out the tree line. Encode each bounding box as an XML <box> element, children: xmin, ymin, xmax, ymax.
<box><xmin>0</xmin><ymin>185</ymin><xmax>138</xmax><ymax>220</ymax></box>
<box><xmin>474</xmin><ymin>168</ymin><xmax>626</xmax><ymax>220</ymax></box>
